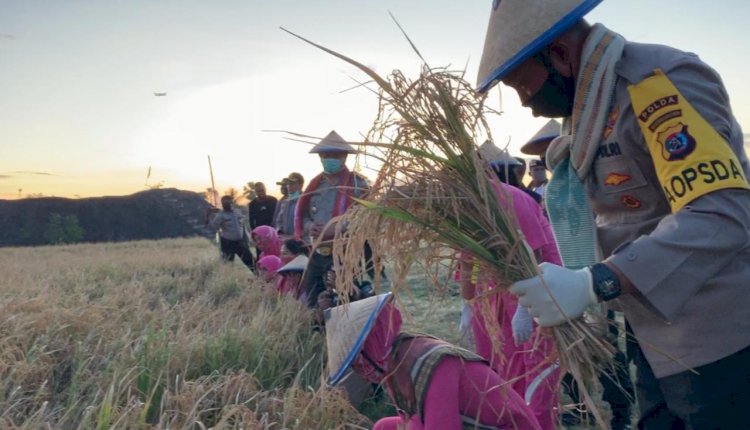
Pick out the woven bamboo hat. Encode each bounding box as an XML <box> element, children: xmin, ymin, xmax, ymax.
<box><xmin>476</xmin><ymin>0</ymin><xmax>603</xmax><ymax>93</ymax></box>
<box><xmin>520</xmin><ymin>120</ymin><xmax>561</xmax><ymax>155</ymax></box>
<box><xmin>479</xmin><ymin>140</ymin><xmax>521</xmax><ymax>167</ymax></box>
<box><xmin>309</xmin><ymin>130</ymin><xmax>358</xmax><ymax>154</ymax></box>
<box><xmin>325</xmin><ymin>293</ymin><xmax>394</xmax><ymax>386</ymax></box>
<box><xmin>278</xmin><ymin>254</ymin><xmax>308</xmax><ymax>273</ymax></box>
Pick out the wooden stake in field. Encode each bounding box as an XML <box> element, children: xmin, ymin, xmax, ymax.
<box><xmin>207</xmin><ymin>155</ymin><xmax>218</xmax><ymax>207</ymax></box>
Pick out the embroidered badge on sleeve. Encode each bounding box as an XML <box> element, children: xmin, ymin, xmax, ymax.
<box><xmin>604</xmin><ymin>172</ymin><xmax>632</xmax><ymax>186</ymax></box>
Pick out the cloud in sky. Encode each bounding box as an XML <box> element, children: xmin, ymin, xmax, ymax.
<box><xmin>12</xmin><ymin>171</ymin><xmax>56</xmax><ymax>176</ymax></box>
<box><xmin>0</xmin><ymin>171</ymin><xmax>57</xmax><ymax>179</ymax></box>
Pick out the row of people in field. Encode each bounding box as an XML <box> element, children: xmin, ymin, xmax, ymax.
<box><xmin>206</xmin><ymin>130</ymin><xmax>377</xmax><ymax>305</ymax></box>
<box><xmin>206</xmin><ymin>124</ymin><xmax>633</xmax><ymax>429</ymax></box>
<box><xmin>206</xmin><ymin>0</ymin><xmax>750</xmax><ymax>425</ymax></box>
<box><xmin>205</xmin><ymin>123</ymin><xmax>568</xmax><ymax>429</ymax></box>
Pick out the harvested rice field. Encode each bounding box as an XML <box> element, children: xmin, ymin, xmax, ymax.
<box><xmin>0</xmin><ymin>238</ymin><xmax>626</xmax><ymax>429</ymax></box>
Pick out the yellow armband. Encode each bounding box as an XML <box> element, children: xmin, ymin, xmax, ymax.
<box><xmin>471</xmin><ymin>260</ymin><xmax>480</xmax><ymax>284</ymax></box>
<box><xmin>628</xmin><ymin>69</ymin><xmax>749</xmax><ymax>213</ymax></box>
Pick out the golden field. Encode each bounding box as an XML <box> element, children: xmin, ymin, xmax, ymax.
<box><xmin>0</xmin><ymin>237</ymin><xmax>612</xmax><ymax>429</ymax></box>
<box><xmin>0</xmin><ymin>238</ymin><xmax>375</xmax><ymax>429</ymax></box>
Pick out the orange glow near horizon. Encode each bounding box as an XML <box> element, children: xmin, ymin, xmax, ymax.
<box><xmin>2</xmin><ymin>2</ymin><xmax>749</xmax><ymax>201</ymax></box>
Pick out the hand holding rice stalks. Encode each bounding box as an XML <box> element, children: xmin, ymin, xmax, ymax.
<box><xmin>284</xmin><ymin>28</ymin><xmax>614</xmax><ymax>425</ymax></box>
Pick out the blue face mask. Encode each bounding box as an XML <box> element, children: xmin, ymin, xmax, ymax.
<box><xmin>288</xmin><ymin>191</ymin><xmax>301</xmax><ymax>199</ymax></box>
<box><xmin>321</xmin><ymin>158</ymin><xmax>343</xmax><ymax>174</ymax></box>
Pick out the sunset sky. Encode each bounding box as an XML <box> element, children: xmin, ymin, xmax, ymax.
<box><xmin>2</xmin><ymin>0</ymin><xmax>749</xmax><ymax>200</ymax></box>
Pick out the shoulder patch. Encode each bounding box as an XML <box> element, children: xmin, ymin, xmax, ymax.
<box><xmin>627</xmin><ymin>69</ymin><xmax>749</xmax><ymax>212</ymax></box>
<box><xmin>605</xmin><ymin>172</ymin><xmax>632</xmax><ymax>186</ymax></box>
<box><xmin>638</xmin><ymin>95</ymin><xmax>679</xmax><ymax>123</ymax></box>
<box><xmin>621</xmin><ymin>195</ymin><xmax>642</xmax><ymax>209</ymax></box>
<box><xmin>657</xmin><ymin>123</ymin><xmax>696</xmax><ymax>161</ymax></box>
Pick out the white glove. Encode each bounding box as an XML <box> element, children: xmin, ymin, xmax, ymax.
<box><xmin>509</xmin><ymin>262</ymin><xmax>598</xmax><ymax>327</ymax></box>
<box><xmin>511</xmin><ymin>305</ymin><xmax>533</xmax><ymax>346</ymax></box>
<box><xmin>459</xmin><ymin>301</ymin><xmax>473</xmax><ymax>335</ymax></box>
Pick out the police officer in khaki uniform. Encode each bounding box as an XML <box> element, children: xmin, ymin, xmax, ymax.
<box><xmin>294</xmin><ymin>131</ymin><xmax>369</xmax><ymax>308</ymax></box>
<box><xmin>477</xmin><ymin>1</ymin><xmax>750</xmax><ymax>428</ymax></box>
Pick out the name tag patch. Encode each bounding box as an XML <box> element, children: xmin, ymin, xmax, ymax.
<box><xmin>596</xmin><ymin>141</ymin><xmax>622</xmax><ymax>159</ymax></box>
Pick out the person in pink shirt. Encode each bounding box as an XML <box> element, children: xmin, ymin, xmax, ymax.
<box><xmin>274</xmin><ymin>238</ymin><xmax>309</xmax><ymax>298</ymax></box>
<box><xmin>459</xmin><ymin>142</ymin><xmax>563</xmax><ymax>430</ymax></box>
<box><xmin>325</xmin><ymin>293</ymin><xmax>541</xmax><ymax>430</ymax></box>
<box><xmin>256</xmin><ymin>255</ymin><xmax>283</xmax><ymax>290</ymax></box>
<box><xmin>251</xmin><ymin>225</ymin><xmax>282</xmax><ymax>260</ymax></box>
<box><xmin>277</xmin><ymin>255</ymin><xmax>308</xmax><ymax>298</ymax></box>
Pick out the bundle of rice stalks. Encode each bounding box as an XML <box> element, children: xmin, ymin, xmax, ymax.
<box><xmin>283</xmin><ymin>28</ymin><xmax>614</xmax><ymax>424</ymax></box>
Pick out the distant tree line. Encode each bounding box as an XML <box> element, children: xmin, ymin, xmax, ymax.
<box><xmin>203</xmin><ymin>182</ymin><xmax>257</xmax><ymax>207</ymax></box>
<box><xmin>44</xmin><ymin>213</ymin><xmax>84</xmax><ymax>244</ymax></box>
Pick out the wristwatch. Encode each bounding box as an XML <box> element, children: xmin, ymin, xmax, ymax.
<box><xmin>589</xmin><ymin>263</ymin><xmax>622</xmax><ymax>301</ymax></box>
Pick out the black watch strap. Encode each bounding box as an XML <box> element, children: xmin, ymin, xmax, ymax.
<box><xmin>590</xmin><ymin>263</ymin><xmax>622</xmax><ymax>301</ymax></box>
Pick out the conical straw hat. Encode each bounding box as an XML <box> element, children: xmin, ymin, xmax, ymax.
<box><xmin>325</xmin><ymin>292</ymin><xmax>393</xmax><ymax>386</ymax></box>
<box><xmin>478</xmin><ymin>140</ymin><xmax>521</xmax><ymax>166</ymax></box>
<box><xmin>476</xmin><ymin>0</ymin><xmax>603</xmax><ymax>93</ymax></box>
<box><xmin>520</xmin><ymin>119</ymin><xmax>561</xmax><ymax>155</ymax></box>
<box><xmin>278</xmin><ymin>254</ymin><xmax>308</xmax><ymax>273</ymax></box>
<box><xmin>309</xmin><ymin>130</ymin><xmax>358</xmax><ymax>154</ymax></box>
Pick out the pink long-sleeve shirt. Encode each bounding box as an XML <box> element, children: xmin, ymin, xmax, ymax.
<box><xmin>355</xmin><ymin>303</ymin><xmax>541</xmax><ymax>430</ymax></box>
<box><xmin>466</xmin><ymin>183</ymin><xmax>562</xmax><ymax>430</ymax></box>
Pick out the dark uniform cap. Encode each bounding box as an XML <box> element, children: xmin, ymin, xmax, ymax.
<box><xmin>287</xmin><ymin>172</ymin><xmax>304</xmax><ymax>184</ymax></box>
<box><xmin>529</xmin><ymin>159</ymin><xmax>546</xmax><ymax>169</ymax></box>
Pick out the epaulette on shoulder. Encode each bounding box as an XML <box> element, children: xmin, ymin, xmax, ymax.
<box><xmin>616</xmin><ymin>42</ymin><xmax>699</xmax><ymax>85</ymax></box>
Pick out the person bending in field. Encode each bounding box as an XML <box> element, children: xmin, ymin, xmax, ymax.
<box><xmin>277</xmin><ymin>238</ymin><xmax>309</xmax><ymax>299</ymax></box>
<box><xmin>325</xmin><ymin>293</ymin><xmax>542</xmax><ymax>430</ymax></box>
<box><xmin>257</xmin><ymin>255</ymin><xmax>283</xmax><ymax>289</ymax></box>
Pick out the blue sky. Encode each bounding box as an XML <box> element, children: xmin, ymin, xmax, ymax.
<box><xmin>1</xmin><ymin>0</ymin><xmax>749</xmax><ymax>199</ymax></box>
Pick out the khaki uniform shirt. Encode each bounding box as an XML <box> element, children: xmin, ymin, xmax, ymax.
<box><xmin>208</xmin><ymin>209</ymin><xmax>245</xmax><ymax>241</ymax></box>
<box><xmin>302</xmin><ymin>171</ymin><xmax>369</xmax><ymax>242</ymax></box>
<box><xmin>587</xmin><ymin>41</ymin><xmax>750</xmax><ymax>378</ymax></box>
<box><xmin>275</xmin><ymin>197</ymin><xmax>299</xmax><ymax>237</ymax></box>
